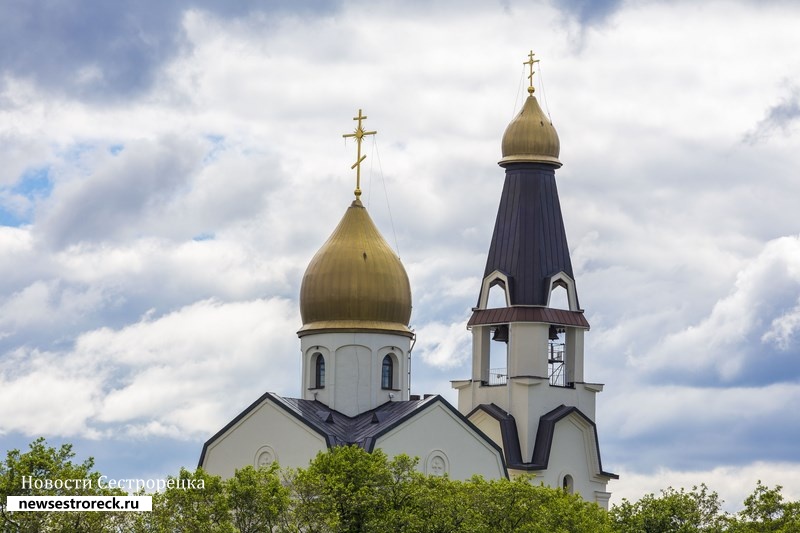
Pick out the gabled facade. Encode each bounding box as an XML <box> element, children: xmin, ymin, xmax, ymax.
<box><xmin>200</xmin><ymin>392</ymin><xmax>506</xmax><ymax>480</ymax></box>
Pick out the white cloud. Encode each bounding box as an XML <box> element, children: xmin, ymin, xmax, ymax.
<box><xmin>603</xmin><ymin>382</ymin><xmax>800</xmax><ymax>439</ymax></box>
<box><xmin>763</xmin><ymin>300</ymin><xmax>800</xmax><ymax>350</ymax></box>
<box><xmin>0</xmin><ymin>119</ymin><xmax>52</xmax><ymax>187</ymax></box>
<box><xmin>0</xmin><ymin>298</ymin><xmax>300</xmax><ymax>439</ymax></box>
<box><xmin>0</xmin><ymin>348</ymin><xmax>101</xmax><ymax>437</ymax></box>
<box><xmin>638</xmin><ymin>235</ymin><xmax>800</xmax><ymax>382</ymax></box>
<box><xmin>413</xmin><ymin>321</ymin><xmax>472</xmax><ymax>369</ymax></box>
<box><xmin>38</xmin><ymin>136</ymin><xmax>207</xmax><ymax>246</ymax></box>
<box><xmin>0</xmin><ymin>280</ymin><xmax>107</xmax><ymax>334</ymax></box>
<box><xmin>0</xmin><ymin>227</ymin><xmax>47</xmax><ymax>290</ymax></box>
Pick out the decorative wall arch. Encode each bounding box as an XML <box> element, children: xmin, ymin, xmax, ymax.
<box><xmin>425</xmin><ymin>449</ymin><xmax>450</xmax><ymax>477</ymax></box>
<box><xmin>254</xmin><ymin>445</ymin><xmax>278</xmax><ymax>468</ymax></box>
<box><xmin>306</xmin><ymin>346</ymin><xmax>330</xmax><ymax>390</ymax></box>
<box><xmin>377</xmin><ymin>346</ymin><xmax>405</xmax><ymax>393</ymax></box>
<box><xmin>545</xmin><ymin>271</ymin><xmax>579</xmax><ymax>311</ymax></box>
<box><xmin>561</xmin><ymin>472</ymin><xmax>574</xmax><ymax>494</ymax></box>
<box><xmin>382</xmin><ymin>352</ymin><xmax>399</xmax><ymax>389</ymax></box>
<box><xmin>478</xmin><ymin>270</ymin><xmax>511</xmax><ymax>309</ymax></box>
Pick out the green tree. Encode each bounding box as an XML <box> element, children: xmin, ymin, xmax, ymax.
<box><xmin>283</xmin><ymin>446</ymin><xmax>612</xmax><ymax>533</ymax></box>
<box><xmin>148</xmin><ymin>467</ymin><xmax>234</xmax><ymax>533</ymax></box>
<box><xmin>410</xmin><ymin>475</ymin><xmax>480</xmax><ymax>533</ymax></box>
<box><xmin>226</xmin><ymin>464</ymin><xmax>289</xmax><ymax>533</ymax></box>
<box><xmin>360</xmin><ymin>452</ymin><xmax>423</xmax><ymax>533</ymax></box>
<box><xmin>610</xmin><ymin>484</ymin><xmax>729</xmax><ymax>533</ymax></box>
<box><xmin>19</xmin><ymin>438</ymin><xmax>800</xmax><ymax>533</ymax></box>
<box><xmin>467</xmin><ymin>475</ymin><xmax>612</xmax><ymax>533</ymax></box>
<box><xmin>728</xmin><ymin>481</ymin><xmax>800</xmax><ymax>533</ymax></box>
<box><xmin>0</xmin><ymin>437</ymin><xmax>128</xmax><ymax>532</ymax></box>
<box><xmin>285</xmin><ymin>445</ymin><xmax>395</xmax><ymax>532</ymax></box>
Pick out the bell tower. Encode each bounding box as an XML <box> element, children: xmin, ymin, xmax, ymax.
<box><xmin>452</xmin><ymin>53</ymin><xmax>616</xmax><ymax>508</ymax></box>
<box><xmin>297</xmin><ymin>109</ymin><xmax>413</xmax><ymax>417</ymax></box>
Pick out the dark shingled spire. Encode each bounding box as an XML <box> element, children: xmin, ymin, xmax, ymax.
<box><xmin>479</xmin><ymin>162</ymin><xmax>578</xmax><ymax>308</ymax></box>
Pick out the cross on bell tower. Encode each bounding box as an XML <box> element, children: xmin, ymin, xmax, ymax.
<box><xmin>523</xmin><ymin>50</ymin><xmax>540</xmax><ymax>95</ymax></box>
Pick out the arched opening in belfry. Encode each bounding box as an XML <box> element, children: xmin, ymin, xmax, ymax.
<box><xmin>549</xmin><ymin>284</ymin><xmax>570</xmax><ymax>310</ymax></box>
<box><xmin>488</xmin><ymin>324</ymin><xmax>508</xmax><ymax>385</ymax></box>
<box><xmin>548</xmin><ymin>325</ymin><xmax>567</xmax><ymax>387</ymax></box>
<box><xmin>487</xmin><ymin>283</ymin><xmax>508</xmax><ymax>309</ymax></box>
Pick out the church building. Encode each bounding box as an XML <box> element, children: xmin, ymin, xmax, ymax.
<box><xmin>199</xmin><ymin>53</ymin><xmax>615</xmax><ymax>508</ymax></box>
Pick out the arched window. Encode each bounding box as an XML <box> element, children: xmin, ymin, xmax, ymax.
<box><xmin>313</xmin><ymin>353</ymin><xmax>325</xmax><ymax>388</ymax></box>
<box><xmin>562</xmin><ymin>474</ymin><xmax>574</xmax><ymax>494</ymax></box>
<box><xmin>381</xmin><ymin>354</ymin><xmax>394</xmax><ymax>389</ymax></box>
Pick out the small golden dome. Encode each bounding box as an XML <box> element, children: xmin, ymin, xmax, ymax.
<box><xmin>499</xmin><ymin>95</ymin><xmax>561</xmax><ymax>168</ymax></box>
<box><xmin>298</xmin><ymin>199</ymin><xmax>413</xmax><ymax>337</ymax></box>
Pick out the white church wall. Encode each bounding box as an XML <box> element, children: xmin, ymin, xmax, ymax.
<box><xmin>455</xmin><ymin>377</ymin><xmax>605</xmax><ymax>476</ymax></box>
<box><xmin>468</xmin><ymin>410</ymin><xmax>504</xmax><ymax>452</ymax></box>
<box><xmin>513</xmin><ymin>383</ymin><xmax>599</xmax><ymax>461</ymax></box>
<box><xmin>376</xmin><ymin>402</ymin><xmax>506</xmax><ymax>481</ymax></box>
<box><xmin>202</xmin><ymin>399</ymin><xmax>327</xmax><ymax>479</ymax></box>
<box><xmin>523</xmin><ymin>383</ymin><xmax>599</xmax><ymax>425</ymax></box>
<box><xmin>456</xmin><ymin>378</ymin><xmax>513</xmax><ymax>414</ymax></box>
<box><xmin>565</xmin><ymin>327</ymin><xmax>585</xmax><ymax>383</ymax></box>
<box><xmin>508</xmin><ymin>322</ymin><xmax>550</xmax><ymax>377</ymax></box>
<box><xmin>334</xmin><ymin>344</ymin><xmax>373</xmax><ymax>416</ymax></box>
<box><xmin>300</xmin><ymin>331</ymin><xmax>410</xmax><ymax>416</ymax></box>
<box><xmin>536</xmin><ymin>414</ymin><xmax>610</xmax><ymax>510</ymax></box>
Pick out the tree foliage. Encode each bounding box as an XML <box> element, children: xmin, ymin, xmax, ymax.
<box><xmin>3</xmin><ymin>438</ymin><xmax>800</xmax><ymax>532</ymax></box>
<box><xmin>727</xmin><ymin>481</ymin><xmax>800</xmax><ymax>533</ymax></box>
<box><xmin>0</xmin><ymin>437</ymin><xmax>127</xmax><ymax>532</ymax></box>
<box><xmin>610</xmin><ymin>484</ymin><xmax>728</xmax><ymax>532</ymax></box>
<box><xmin>609</xmin><ymin>481</ymin><xmax>800</xmax><ymax>533</ymax></box>
<box><xmin>150</xmin><ymin>467</ymin><xmax>233</xmax><ymax>533</ymax></box>
<box><xmin>283</xmin><ymin>446</ymin><xmax>611</xmax><ymax>533</ymax></box>
<box><xmin>227</xmin><ymin>464</ymin><xmax>290</xmax><ymax>533</ymax></box>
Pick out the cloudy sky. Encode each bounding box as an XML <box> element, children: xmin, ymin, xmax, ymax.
<box><xmin>2</xmin><ymin>0</ymin><xmax>799</xmax><ymax>509</ymax></box>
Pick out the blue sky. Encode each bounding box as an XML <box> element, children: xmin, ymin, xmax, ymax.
<box><xmin>1</xmin><ymin>0</ymin><xmax>800</xmax><ymax>509</ymax></box>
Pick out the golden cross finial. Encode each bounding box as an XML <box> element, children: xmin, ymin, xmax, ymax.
<box><xmin>523</xmin><ymin>50</ymin><xmax>540</xmax><ymax>95</ymax></box>
<box><xmin>342</xmin><ymin>108</ymin><xmax>377</xmax><ymax>201</ymax></box>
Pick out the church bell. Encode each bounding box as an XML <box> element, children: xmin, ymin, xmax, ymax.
<box><xmin>492</xmin><ymin>324</ymin><xmax>509</xmax><ymax>343</ymax></box>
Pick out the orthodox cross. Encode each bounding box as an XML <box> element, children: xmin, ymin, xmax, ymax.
<box><xmin>342</xmin><ymin>108</ymin><xmax>377</xmax><ymax>200</ymax></box>
<box><xmin>523</xmin><ymin>50</ymin><xmax>539</xmax><ymax>95</ymax></box>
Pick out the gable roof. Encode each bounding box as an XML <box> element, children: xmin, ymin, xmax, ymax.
<box><xmin>199</xmin><ymin>392</ymin><xmax>507</xmax><ymax>473</ymax></box>
<box><xmin>468</xmin><ymin>403</ymin><xmax>617</xmax><ymax>479</ymax></box>
<box><xmin>272</xmin><ymin>394</ymin><xmax>441</xmax><ymax>451</ymax></box>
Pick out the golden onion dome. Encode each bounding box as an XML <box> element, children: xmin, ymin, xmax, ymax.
<box><xmin>499</xmin><ymin>94</ymin><xmax>561</xmax><ymax>168</ymax></box>
<box><xmin>298</xmin><ymin>198</ymin><xmax>413</xmax><ymax>337</ymax></box>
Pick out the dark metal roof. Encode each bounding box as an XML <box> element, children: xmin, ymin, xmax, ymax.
<box><xmin>468</xmin><ymin>403</ymin><xmax>617</xmax><ymax>478</ymax></box>
<box><xmin>199</xmin><ymin>393</ymin><xmax>508</xmax><ymax>476</ymax></box>
<box><xmin>480</xmin><ymin>163</ymin><xmax>578</xmax><ymax>308</ymax></box>
<box><xmin>468</xmin><ymin>307</ymin><xmax>589</xmax><ymax>329</ymax></box>
<box><xmin>469</xmin><ymin>403</ymin><xmax>527</xmax><ymax>469</ymax></box>
<box><xmin>272</xmin><ymin>394</ymin><xmax>440</xmax><ymax>451</ymax></box>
